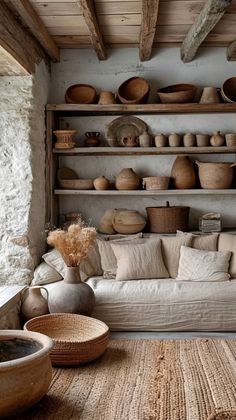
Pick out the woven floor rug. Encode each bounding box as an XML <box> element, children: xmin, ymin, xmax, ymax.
<box><xmin>19</xmin><ymin>339</ymin><xmax>236</xmax><ymax>420</ymax></box>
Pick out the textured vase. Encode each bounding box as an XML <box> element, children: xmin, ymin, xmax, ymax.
<box><xmin>21</xmin><ymin>287</ymin><xmax>49</xmax><ymax>321</ymax></box>
<box><xmin>171</xmin><ymin>156</ymin><xmax>197</xmax><ymax>189</ymax></box>
<box><xmin>115</xmin><ymin>168</ymin><xmax>140</xmax><ymax>190</ymax></box>
<box><xmin>113</xmin><ymin>209</ymin><xmax>146</xmax><ymax>234</ymax></box>
<box><xmin>48</xmin><ymin>266</ymin><xmax>95</xmax><ymax>315</ymax></box>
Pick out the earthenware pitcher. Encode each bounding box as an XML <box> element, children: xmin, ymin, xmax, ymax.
<box><xmin>21</xmin><ymin>286</ymin><xmax>49</xmax><ymax>321</ymax></box>
<box><xmin>48</xmin><ymin>266</ymin><xmax>95</xmax><ymax>315</ymax></box>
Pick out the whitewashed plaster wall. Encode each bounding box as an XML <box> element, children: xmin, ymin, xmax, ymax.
<box><xmin>0</xmin><ymin>61</ymin><xmax>50</xmax><ymax>285</ymax></box>
<box><xmin>50</xmin><ymin>48</ymin><xmax>236</xmax><ymax>229</ymax></box>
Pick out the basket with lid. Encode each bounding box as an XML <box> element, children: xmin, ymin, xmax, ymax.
<box><xmin>146</xmin><ymin>201</ymin><xmax>189</xmax><ymax>233</ymax></box>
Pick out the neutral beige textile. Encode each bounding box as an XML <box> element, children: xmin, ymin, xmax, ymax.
<box><xmin>177</xmin><ymin>230</ymin><xmax>218</xmax><ymax>251</ymax></box>
<box><xmin>32</xmin><ymin>262</ymin><xmax>62</xmax><ymax>285</ymax></box>
<box><xmin>87</xmin><ymin>276</ymin><xmax>236</xmax><ymax>331</ymax></box>
<box><xmin>97</xmin><ymin>234</ymin><xmax>143</xmax><ymax>278</ymax></box>
<box><xmin>177</xmin><ymin>246</ymin><xmax>231</xmax><ymax>281</ymax></box>
<box><xmin>218</xmin><ymin>233</ymin><xmax>236</xmax><ymax>278</ymax></box>
<box><xmin>161</xmin><ymin>234</ymin><xmax>192</xmax><ymax>278</ymax></box>
<box><xmin>110</xmin><ymin>239</ymin><xmax>169</xmax><ymax>280</ymax></box>
<box><xmin>17</xmin><ymin>339</ymin><xmax>236</xmax><ymax>420</ymax></box>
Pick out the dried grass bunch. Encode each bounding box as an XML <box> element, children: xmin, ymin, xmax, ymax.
<box><xmin>47</xmin><ymin>221</ymin><xmax>97</xmax><ymax>267</ymax></box>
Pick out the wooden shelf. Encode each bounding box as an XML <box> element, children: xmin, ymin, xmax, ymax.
<box><xmin>47</xmin><ymin>103</ymin><xmax>236</xmax><ymax>115</ymax></box>
<box><xmin>54</xmin><ymin>189</ymin><xmax>236</xmax><ymax>196</ymax></box>
<box><xmin>53</xmin><ymin>146</ymin><xmax>236</xmax><ymax>155</ymax></box>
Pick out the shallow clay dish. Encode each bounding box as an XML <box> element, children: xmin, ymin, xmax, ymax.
<box><xmin>221</xmin><ymin>77</ymin><xmax>236</xmax><ymax>103</ymax></box>
<box><xmin>118</xmin><ymin>77</ymin><xmax>150</xmax><ymax>104</ymax></box>
<box><xmin>157</xmin><ymin>83</ymin><xmax>196</xmax><ymax>103</ymax></box>
<box><xmin>106</xmin><ymin>116</ymin><xmax>147</xmax><ymax>147</ymax></box>
<box><xmin>59</xmin><ymin>179</ymin><xmax>94</xmax><ymax>190</ymax></box>
<box><xmin>65</xmin><ymin>84</ymin><xmax>98</xmax><ymax>104</ymax></box>
<box><xmin>24</xmin><ymin>313</ymin><xmax>109</xmax><ymax>366</ymax></box>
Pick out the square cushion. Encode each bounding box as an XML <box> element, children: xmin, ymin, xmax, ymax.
<box><xmin>32</xmin><ymin>262</ymin><xmax>62</xmax><ymax>285</ymax></box>
<box><xmin>176</xmin><ymin>246</ymin><xmax>231</xmax><ymax>281</ymax></box>
<box><xmin>177</xmin><ymin>230</ymin><xmax>218</xmax><ymax>251</ymax></box>
<box><xmin>110</xmin><ymin>239</ymin><xmax>169</xmax><ymax>281</ymax></box>
<box><xmin>218</xmin><ymin>233</ymin><xmax>236</xmax><ymax>278</ymax></box>
<box><xmin>161</xmin><ymin>234</ymin><xmax>192</xmax><ymax>278</ymax></box>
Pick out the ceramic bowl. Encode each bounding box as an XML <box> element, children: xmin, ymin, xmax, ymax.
<box><xmin>157</xmin><ymin>84</ymin><xmax>196</xmax><ymax>104</ymax></box>
<box><xmin>65</xmin><ymin>84</ymin><xmax>98</xmax><ymax>104</ymax></box>
<box><xmin>0</xmin><ymin>330</ymin><xmax>53</xmax><ymax>418</ymax></box>
<box><xmin>221</xmin><ymin>77</ymin><xmax>236</xmax><ymax>103</ymax></box>
<box><xmin>118</xmin><ymin>77</ymin><xmax>150</xmax><ymax>104</ymax></box>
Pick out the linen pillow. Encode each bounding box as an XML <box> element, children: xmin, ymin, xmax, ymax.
<box><xmin>176</xmin><ymin>246</ymin><xmax>231</xmax><ymax>281</ymax></box>
<box><xmin>176</xmin><ymin>230</ymin><xmax>218</xmax><ymax>251</ymax></box>
<box><xmin>110</xmin><ymin>239</ymin><xmax>169</xmax><ymax>281</ymax></box>
<box><xmin>161</xmin><ymin>234</ymin><xmax>192</xmax><ymax>278</ymax></box>
<box><xmin>97</xmin><ymin>233</ymin><xmax>143</xmax><ymax>278</ymax></box>
<box><xmin>218</xmin><ymin>233</ymin><xmax>236</xmax><ymax>278</ymax></box>
<box><xmin>32</xmin><ymin>262</ymin><xmax>62</xmax><ymax>285</ymax></box>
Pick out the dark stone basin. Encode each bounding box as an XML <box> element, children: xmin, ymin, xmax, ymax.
<box><xmin>0</xmin><ymin>338</ymin><xmax>43</xmax><ymax>362</ymax></box>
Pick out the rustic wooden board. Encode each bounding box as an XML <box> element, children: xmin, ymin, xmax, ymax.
<box><xmin>54</xmin><ymin>189</ymin><xmax>236</xmax><ymax>196</ymax></box>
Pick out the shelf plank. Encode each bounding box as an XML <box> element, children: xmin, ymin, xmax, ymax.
<box><xmin>53</xmin><ymin>146</ymin><xmax>236</xmax><ymax>155</ymax></box>
<box><xmin>46</xmin><ymin>103</ymin><xmax>236</xmax><ymax>115</ymax></box>
<box><xmin>54</xmin><ymin>189</ymin><xmax>236</xmax><ymax>196</ymax></box>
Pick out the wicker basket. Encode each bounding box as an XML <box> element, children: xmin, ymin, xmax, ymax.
<box><xmin>146</xmin><ymin>201</ymin><xmax>189</xmax><ymax>233</ymax></box>
<box><xmin>143</xmin><ymin>176</ymin><xmax>170</xmax><ymax>190</ymax></box>
<box><xmin>24</xmin><ymin>313</ymin><xmax>109</xmax><ymax>366</ymax></box>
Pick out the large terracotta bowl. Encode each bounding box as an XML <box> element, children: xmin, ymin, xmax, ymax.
<box><xmin>221</xmin><ymin>77</ymin><xmax>236</xmax><ymax>102</ymax></box>
<box><xmin>118</xmin><ymin>77</ymin><xmax>150</xmax><ymax>104</ymax></box>
<box><xmin>157</xmin><ymin>83</ymin><xmax>196</xmax><ymax>103</ymax></box>
<box><xmin>0</xmin><ymin>330</ymin><xmax>53</xmax><ymax>418</ymax></box>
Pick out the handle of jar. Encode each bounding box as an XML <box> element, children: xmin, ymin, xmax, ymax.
<box><xmin>39</xmin><ymin>286</ymin><xmax>49</xmax><ymax>299</ymax></box>
<box><xmin>85</xmin><ymin>132</ymin><xmax>90</xmax><ymax>137</ymax></box>
<box><xmin>95</xmin><ymin>132</ymin><xmax>100</xmax><ymax>137</ymax></box>
<box><xmin>195</xmin><ymin>160</ymin><xmax>202</xmax><ymax>167</ymax></box>
<box><xmin>230</xmin><ymin>163</ymin><xmax>236</xmax><ymax>167</ymax></box>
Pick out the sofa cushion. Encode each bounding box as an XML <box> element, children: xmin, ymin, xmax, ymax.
<box><xmin>176</xmin><ymin>246</ymin><xmax>231</xmax><ymax>281</ymax></box>
<box><xmin>161</xmin><ymin>234</ymin><xmax>192</xmax><ymax>278</ymax></box>
<box><xmin>110</xmin><ymin>239</ymin><xmax>169</xmax><ymax>281</ymax></box>
<box><xmin>32</xmin><ymin>262</ymin><xmax>62</xmax><ymax>285</ymax></box>
<box><xmin>218</xmin><ymin>233</ymin><xmax>236</xmax><ymax>278</ymax></box>
<box><xmin>177</xmin><ymin>231</ymin><xmax>218</xmax><ymax>251</ymax></box>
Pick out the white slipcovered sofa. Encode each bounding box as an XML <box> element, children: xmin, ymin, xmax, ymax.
<box><xmin>32</xmin><ymin>232</ymin><xmax>236</xmax><ymax>331</ymax></box>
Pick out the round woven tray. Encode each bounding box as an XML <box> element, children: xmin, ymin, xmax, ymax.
<box><xmin>24</xmin><ymin>313</ymin><xmax>109</xmax><ymax>366</ymax></box>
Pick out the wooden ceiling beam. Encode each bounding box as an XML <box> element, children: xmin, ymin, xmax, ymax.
<box><xmin>139</xmin><ymin>0</ymin><xmax>160</xmax><ymax>61</ymax></box>
<box><xmin>0</xmin><ymin>2</ymin><xmax>47</xmax><ymax>74</ymax></box>
<box><xmin>227</xmin><ymin>38</ymin><xmax>236</xmax><ymax>60</ymax></box>
<box><xmin>181</xmin><ymin>0</ymin><xmax>231</xmax><ymax>63</ymax></box>
<box><xmin>8</xmin><ymin>0</ymin><xmax>59</xmax><ymax>62</ymax></box>
<box><xmin>78</xmin><ymin>0</ymin><xmax>107</xmax><ymax>60</ymax></box>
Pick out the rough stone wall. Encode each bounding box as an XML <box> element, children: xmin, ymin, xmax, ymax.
<box><xmin>0</xmin><ymin>61</ymin><xmax>50</xmax><ymax>285</ymax></box>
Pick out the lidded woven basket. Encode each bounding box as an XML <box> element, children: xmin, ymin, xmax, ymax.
<box><xmin>146</xmin><ymin>201</ymin><xmax>189</xmax><ymax>233</ymax></box>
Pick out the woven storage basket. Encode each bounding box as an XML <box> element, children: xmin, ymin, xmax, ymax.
<box><xmin>24</xmin><ymin>313</ymin><xmax>109</xmax><ymax>366</ymax></box>
<box><xmin>143</xmin><ymin>176</ymin><xmax>170</xmax><ymax>190</ymax></box>
<box><xmin>146</xmin><ymin>201</ymin><xmax>189</xmax><ymax>233</ymax></box>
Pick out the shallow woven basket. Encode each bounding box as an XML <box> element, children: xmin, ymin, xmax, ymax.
<box><xmin>24</xmin><ymin>313</ymin><xmax>109</xmax><ymax>366</ymax></box>
<box><xmin>143</xmin><ymin>176</ymin><xmax>170</xmax><ymax>190</ymax></box>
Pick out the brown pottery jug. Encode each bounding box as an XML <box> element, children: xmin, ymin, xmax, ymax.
<box><xmin>21</xmin><ymin>287</ymin><xmax>49</xmax><ymax>321</ymax></box>
<box><xmin>171</xmin><ymin>156</ymin><xmax>197</xmax><ymax>189</ymax></box>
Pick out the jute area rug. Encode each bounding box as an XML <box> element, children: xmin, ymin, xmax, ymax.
<box><xmin>19</xmin><ymin>339</ymin><xmax>236</xmax><ymax>420</ymax></box>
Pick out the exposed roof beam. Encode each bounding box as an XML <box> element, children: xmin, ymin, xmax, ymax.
<box><xmin>0</xmin><ymin>2</ymin><xmax>47</xmax><ymax>74</ymax></box>
<box><xmin>139</xmin><ymin>0</ymin><xmax>160</xmax><ymax>61</ymax></box>
<box><xmin>78</xmin><ymin>0</ymin><xmax>107</xmax><ymax>60</ymax></box>
<box><xmin>181</xmin><ymin>0</ymin><xmax>231</xmax><ymax>63</ymax></box>
<box><xmin>8</xmin><ymin>0</ymin><xmax>59</xmax><ymax>62</ymax></box>
<box><xmin>227</xmin><ymin>39</ymin><xmax>236</xmax><ymax>60</ymax></box>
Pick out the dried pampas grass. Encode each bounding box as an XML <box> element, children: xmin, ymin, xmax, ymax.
<box><xmin>47</xmin><ymin>221</ymin><xmax>96</xmax><ymax>267</ymax></box>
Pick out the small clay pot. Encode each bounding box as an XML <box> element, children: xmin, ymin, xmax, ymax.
<box><xmin>183</xmin><ymin>133</ymin><xmax>196</xmax><ymax>147</ymax></box>
<box><xmin>169</xmin><ymin>133</ymin><xmax>182</xmax><ymax>147</ymax></box>
<box><xmin>210</xmin><ymin>131</ymin><xmax>225</xmax><ymax>147</ymax></box>
<box><xmin>154</xmin><ymin>134</ymin><xmax>167</xmax><ymax>147</ymax></box>
<box><xmin>93</xmin><ymin>176</ymin><xmax>110</xmax><ymax>190</ymax></box>
<box><xmin>98</xmin><ymin>91</ymin><xmax>116</xmax><ymax>105</ymax></box>
<box><xmin>225</xmin><ymin>133</ymin><xmax>236</xmax><ymax>147</ymax></box>
<box><xmin>196</xmin><ymin>134</ymin><xmax>210</xmax><ymax>147</ymax></box>
<box><xmin>139</xmin><ymin>130</ymin><xmax>152</xmax><ymax>147</ymax></box>
<box><xmin>84</xmin><ymin>132</ymin><xmax>100</xmax><ymax>147</ymax></box>
<box><xmin>199</xmin><ymin>87</ymin><xmax>221</xmax><ymax>104</ymax></box>
<box><xmin>115</xmin><ymin>168</ymin><xmax>140</xmax><ymax>190</ymax></box>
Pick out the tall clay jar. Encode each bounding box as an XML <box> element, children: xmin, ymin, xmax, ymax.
<box><xmin>48</xmin><ymin>266</ymin><xmax>95</xmax><ymax>315</ymax></box>
<box><xmin>115</xmin><ymin>168</ymin><xmax>140</xmax><ymax>190</ymax></box>
<box><xmin>21</xmin><ymin>287</ymin><xmax>49</xmax><ymax>321</ymax></box>
<box><xmin>171</xmin><ymin>156</ymin><xmax>197</xmax><ymax>189</ymax></box>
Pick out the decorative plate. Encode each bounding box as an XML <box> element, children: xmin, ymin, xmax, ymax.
<box><xmin>106</xmin><ymin>116</ymin><xmax>148</xmax><ymax>147</ymax></box>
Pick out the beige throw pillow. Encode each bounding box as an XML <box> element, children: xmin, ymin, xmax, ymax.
<box><xmin>177</xmin><ymin>230</ymin><xmax>218</xmax><ymax>251</ymax></box>
<box><xmin>97</xmin><ymin>234</ymin><xmax>143</xmax><ymax>278</ymax></box>
<box><xmin>218</xmin><ymin>233</ymin><xmax>236</xmax><ymax>278</ymax></box>
<box><xmin>32</xmin><ymin>262</ymin><xmax>62</xmax><ymax>285</ymax></box>
<box><xmin>110</xmin><ymin>239</ymin><xmax>169</xmax><ymax>281</ymax></box>
<box><xmin>176</xmin><ymin>246</ymin><xmax>231</xmax><ymax>281</ymax></box>
<box><xmin>161</xmin><ymin>234</ymin><xmax>192</xmax><ymax>278</ymax></box>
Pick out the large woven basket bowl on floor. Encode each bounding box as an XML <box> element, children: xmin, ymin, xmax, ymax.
<box><xmin>24</xmin><ymin>313</ymin><xmax>109</xmax><ymax>366</ymax></box>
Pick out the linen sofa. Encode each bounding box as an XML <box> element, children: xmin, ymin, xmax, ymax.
<box><xmin>32</xmin><ymin>232</ymin><xmax>236</xmax><ymax>331</ymax></box>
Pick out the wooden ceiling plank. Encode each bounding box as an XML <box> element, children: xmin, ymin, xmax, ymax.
<box><xmin>8</xmin><ymin>0</ymin><xmax>60</xmax><ymax>61</ymax></box>
<box><xmin>181</xmin><ymin>0</ymin><xmax>232</xmax><ymax>63</ymax></box>
<box><xmin>139</xmin><ymin>0</ymin><xmax>160</xmax><ymax>61</ymax></box>
<box><xmin>78</xmin><ymin>0</ymin><xmax>107</xmax><ymax>60</ymax></box>
<box><xmin>0</xmin><ymin>2</ymin><xmax>47</xmax><ymax>74</ymax></box>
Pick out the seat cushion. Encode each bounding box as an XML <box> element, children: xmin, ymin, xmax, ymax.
<box><xmin>87</xmin><ymin>276</ymin><xmax>236</xmax><ymax>331</ymax></box>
